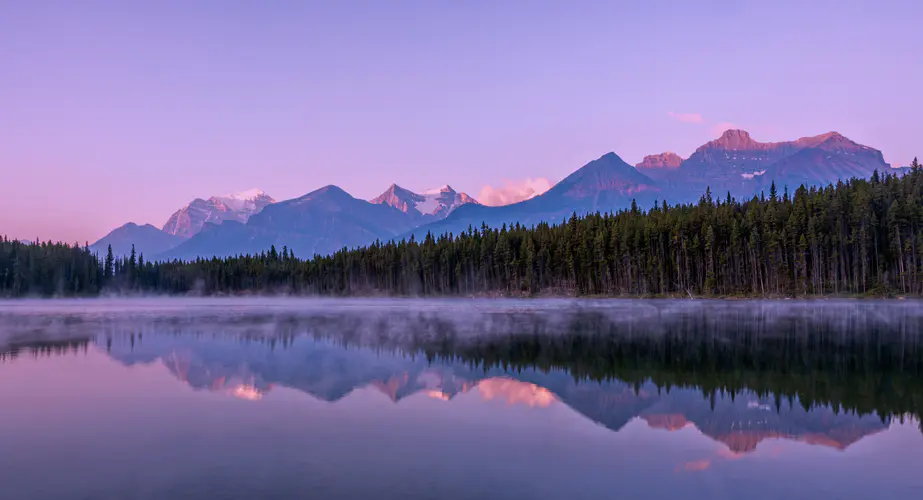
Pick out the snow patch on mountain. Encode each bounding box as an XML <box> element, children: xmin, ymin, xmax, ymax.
<box><xmin>423</xmin><ymin>185</ymin><xmax>451</xmax><ymax>195</ymax></box>
<box><xmin>162</xmin><ymin>189</ymin><xmax>276</xmax><ymax>238</ymax></box>
<box><xmin>370</xmin><ymin>184</ymin><xmax>479</xmax><ymax>219</ymax></box>
<box><xmin>416</xmin><ymin>192</ymin><xmax>443</xmax><ymax>215</ymax></box>
<box><xmin>212</xmin><ymin>189</ymin><xmax>274</xmax><ymax>213</ymax></box>
<box><xmin>222</xmin><ymin>188</ymin><xmax>268</xmax><ymax>200</ymax></box>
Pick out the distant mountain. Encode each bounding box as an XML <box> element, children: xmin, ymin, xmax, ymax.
<box><xmin>756</xmin><ymin>132</ymin><xmax>891</xmax><ymax>191</ymax></box>
<box><xmin>162</xmin><ymin>188</ymin><xmax>275</xmax><ymax>238</ymax></box>
<box><xmin>90</xmin><ymin>189</ymin><xmax>274</xmax><ymax>258</ymax></box>
<box><xmin>407</xmin><ymin>152</ymin><xmax>660</xmax><ymax>240</ymax></box>
<box><xmin>664</xmin><ymin>129</ymin><xmax>799</xmax><ymax>197</ymax></box>
<box><xmin>89</xmin><ymin>223</ymin><xmax>183</xmax><ymax>258</ymax></box>
<box><xmin>663</xmin><ymin>129</ymin><xmax>892</xmax><ymax>200</ymax></box>
<box><xmin>409</xmin><ymin>130</ymin><xmax>894</xmax><ymax>240</ymax></box>
<box><xmin>370</xmin><ymin>184</ymin><xmax>478</xmax><ymax>220</ymax></box>
<box><xmin>157</xmin><ymin>185</ymin><xmax>418</xmax><ymax>260</ymax></box>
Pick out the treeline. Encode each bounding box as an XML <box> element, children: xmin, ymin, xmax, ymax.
<box><xmin>0</xmin><ymin>238</ymin><xmax>157</xmax><ymax>297</ymax></box>
<box><xmin>0</xmin><ymin>238</ymin><xmax>101</xmax><ymax>297</ymax></box>
<box><xmin>3</xmin><ymin>159</ymin><xmax>923</xmax><ymax>297</ymax></box>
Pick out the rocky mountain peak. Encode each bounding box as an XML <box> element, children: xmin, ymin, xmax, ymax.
<box><xmin>161</xmin><ymin>189</ymin><xmax>276</xmax><ymax>238</ymax></box>
<box><xmin>370</xmin><ymin>183</ymin><xmax>478</xmax><ymax>218</ymax></box>
<box><xmin>546</xmin><ymin>152</ymin><xmax>658</xmax><ymax>200</ymax></box>
<box><xmin>636</xmin><ymin>152</ymin><xmax>684</xmax><ymax>170</ymax></box>
<box><xmin>709</xmin><ymin>129</ymin><xmax>762</xmax><ymax>150</ymax></box>
<box><xmin>370</xmin><ymin>184</ymin><xmax>425</xmax><ymax>214</ymax></box>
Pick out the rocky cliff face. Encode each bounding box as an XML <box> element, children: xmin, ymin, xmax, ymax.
<box><xmin>162</xmin><ymin>189</ymin><xmax>275</xmax><ymax>238</ymax></box>
<box><xmin>636</xmin><ymin>152</ymin><xmax>684</xmax><ymax>170</ymax></box>
<box><xmin>636</xmin><ymin>152</ymin><xmax>685</xmax><ymax>181</ymax></box>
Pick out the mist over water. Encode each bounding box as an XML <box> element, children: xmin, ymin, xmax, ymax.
<box><xmin>1</xmin><ymin>299</ymin><xmax>922</xmax><ymax>500</ymax></box>
<box><xmin>4</xmin><ymin>297</ymin><xmax>923</xmax><ymax>343</ymax></box>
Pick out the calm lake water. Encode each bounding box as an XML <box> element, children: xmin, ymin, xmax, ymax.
<box><xmin>1</xmin><ymin>299</ymin><xmax>922</xmax><ymax>500</ymax></box>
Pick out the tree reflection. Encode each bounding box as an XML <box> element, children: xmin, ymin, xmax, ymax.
<box><xmin>3</xmin><ymin>302</ymin><xmax>922</xmax><ymax>427</ymax></box>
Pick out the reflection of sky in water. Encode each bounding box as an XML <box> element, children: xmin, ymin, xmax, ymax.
<box><xmin>1</xmin><ymin>337</ymin><xmax>921</xmax><ymax>500</ymax></box>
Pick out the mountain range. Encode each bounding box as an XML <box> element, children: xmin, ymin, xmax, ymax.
<box><xmin>91</xmin><ymin>129</ymin><xmax>906</xmax><ymax>260</ymax></box>
<box><xmin>91</xmin><ymin>189</ymin><xmax>275</xmax><ymax>257</ymax></box>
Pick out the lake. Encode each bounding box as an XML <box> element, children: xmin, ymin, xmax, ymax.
<box><xmin>1</xmin><ymin>299</ymin><xmax>922</xmax><ymax>500</ymax></box>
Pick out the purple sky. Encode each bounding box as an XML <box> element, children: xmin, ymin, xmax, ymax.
<box><xmin>3</xmin><ymin>1</ymin><xmax>921</xmax><ymax>243</ymax></box>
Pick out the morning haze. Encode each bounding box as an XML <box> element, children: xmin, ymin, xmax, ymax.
<box><xmin>3</xmin><ymin>2</ymin><xmax>923</xmax><ymax>499</ymax></box>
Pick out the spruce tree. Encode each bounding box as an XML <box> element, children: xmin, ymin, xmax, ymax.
<box><xmin>105</xmin><ymin>245</ymin><xmax>114</xmax><ymax>283</ymax></box>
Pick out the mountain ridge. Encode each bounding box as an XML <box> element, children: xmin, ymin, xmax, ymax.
<box><xmin>89</xmin><ymin>223</ymin><xmax>183</xmax><ymax>258</ymax></box>
<box><xmin>157</xmin><ymin>185</ymin><xmax>418</xmax><ymax>260</ymax></box>
<box><xmin>93</xmin><ymin>129</ymin><xmax>902</xmax><ymax>261</ymax></box>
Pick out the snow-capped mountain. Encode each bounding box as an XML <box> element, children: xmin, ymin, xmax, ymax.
<box><xmin>162</xmin><ymin>188</ymin><xmax>276</xmax><ymax>238</ymax></box>
<box><xmin>158</xmin><ymin>185</ymin><xmax>419</xmax><ymax>261</ymax></box>
<box><xmin>370</xmin><ymin>184</ymin><xmax>478</xmax><ymax>220</ymax></box>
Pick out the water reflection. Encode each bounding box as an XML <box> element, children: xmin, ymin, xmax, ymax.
<box><xmin>98</xmin><ymin>333</ymin><xmax>901</xmax><ymax>454</ymax></box>
<box><xmin>1</xmin><ymin>299</ymin><xmax>922</xmax><ymax>499</ymax></box>
<box><xmin>2</xmin><ymin>305</ymin><xmax>920</xmax><ymax>451</ymax></box>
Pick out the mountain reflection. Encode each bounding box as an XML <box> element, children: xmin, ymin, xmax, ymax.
<box><xmin>2</xmin><ymin>300</ymin><xmax>922</xmax><ymax>453</ymax></box>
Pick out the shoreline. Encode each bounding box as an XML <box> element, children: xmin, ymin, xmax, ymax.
<box><xmin>0</xmin><ymin>292</ymin><xmax>920</xmax><ymax>302</ymax></box>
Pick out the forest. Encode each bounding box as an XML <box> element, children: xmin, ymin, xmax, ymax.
<box><xmin>2</xmin><ymin>158</ymin><xmax>922</xmax><ymax>298</ymax></box>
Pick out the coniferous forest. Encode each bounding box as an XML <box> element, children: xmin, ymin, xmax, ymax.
<box><xmin>3</xmin><ymin>160</ymin><xmax>923</xmax><ymax>298</ymax></box>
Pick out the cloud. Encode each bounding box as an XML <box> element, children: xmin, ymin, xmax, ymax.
<box><xmin>477</xmin><ymin>178</ymin><xmax>553</xmax><ymax>207</ymax></box>
<box><xmin>711</xmin><ymin>121</ymin><xmax>737</xmax><ymax>136</ymax></box>
<box><xmin>677</xmin><ymin>444</ymin><xmax>754</xmax><ymax>473</ymax></box>
<box><xmin>666</xmin><ymin>111</ymin><xmax>743</xmax><ymax>139</ymax></box>
<box><xmin>476</xmin><ymin>378</ymin><xmax>557</xmax><ymax>408</ymax></box>
<box><xmin>668</xmin><ymin>111</ymin><xmax>704</xmax><ymax>124</ymax></box>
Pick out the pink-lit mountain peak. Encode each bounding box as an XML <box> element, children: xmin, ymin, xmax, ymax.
<box><xmin>636</xmin><ymin>152</ymin><xmax>684</xmax><ymax>170</ymax></box>
<box><xmin>370</xmin><ymin>183</ymin><xmax>479</xmax><ymax>218</ymax></box>
<box><xmin>706</xmin><ymin>129</ymin><xmax>773</xmax><ymax>151</ymax></box>
<box><xmin>793</xmin><ymin>131</ymin><xmax>866</xmax><ymax>152</ymax></box>
<box><xmin>161</xmin><ymin>189</ymin><xmax>275</xmax><ymax>238</ymax></box>
<box><xmin>705</xmin><ymin>129</ymin><xmax>862</xmax><ymax>153</ymax></box>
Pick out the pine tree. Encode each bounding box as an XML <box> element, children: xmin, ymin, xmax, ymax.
<box><xmin>105</xmin><ymin>245</ymin><xmax>114</xmax><ymax>283</ymax></box>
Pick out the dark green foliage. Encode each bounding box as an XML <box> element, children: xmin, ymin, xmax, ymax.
<box><xmin>0</xmin><ymin>238</ymin><xmax>102</xmax><ymax>297</ymax></box>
